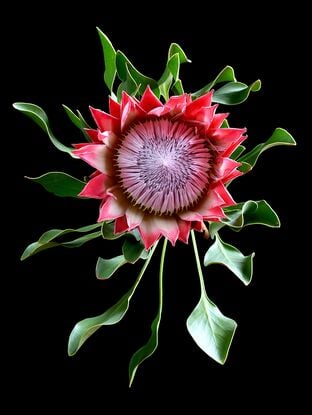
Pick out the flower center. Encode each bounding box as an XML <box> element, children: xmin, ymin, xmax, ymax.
<box><xmin>116</xmin><ymin>119</ymin><xmax>211</xmax><ymax>215</ymax></box>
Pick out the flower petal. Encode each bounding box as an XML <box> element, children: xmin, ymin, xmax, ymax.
<box><xmin>120</xmin><ymin>91</ymin><xmax>145</xmax><ymax>131</ymax></box>
<box><xmin>79</xmin><ymin>173</ymin><xmax>113</xmax><ymax>199</ymax></box>
<box><xmin>84</xmin><ymin>128</ymin><xmax>99</xmax><ymax>142</ymax></box>
<box><xmin>139</xmin><ymin>86</ymin><xmax>162</xmax><ymax>112</ymax></box>
<box><xmin>184</xmin><ymin>91</ymin><xmax>213</xmax><ymax>117</ymax></box>
<box><xmin>208</xmin><ymin>113</ymin><xmax>229</xmax><ymax>130</ymax></box>
<box><xmin>98</xmin><ymin>195</ymin><xmax>127</xmax><ymax>221</ymax></box>
<box><xmin>215</xmin><ymin>157</ymin><xmax>242</xmax><ymax>183</ymax></box>
<box><xmin>125</xmin><ymin>206</ymin><xmax>144</xmax><ymax>230</ymax></box>
<box><xmin>177</xmin><ymin>219</ymin><xmax>191</xmax><ymax>244</ymax></box>
<box><xmin>212</xmin><ymin>181</ymin><xmax>236</xmax><ymax>207</ymax></box>
<box><xmin>139</xmin><ymin>215</ymin><xmax>179</xmax><ymax>249</ymax></box>
<box><xmin>209</xmin><ymin>128</ymin><xmax>247</xmax><ymax>156</ymax></box>
<box><xmin>114</xmin><ymin>215</ymin><xmax>129</xmax><ymax>233</ymax></box>
<box><xmin>109</xmin><ymin>96</ymin><xmax>121</xmax><ymax>119</ymax></box>
<box><xmin>72</xmin><ymin>144</ymin><xmax>113</xmax><ymax>174</ymax></box>
<box><xmin>149</xmin><ymin>93</ymin><xmax>191</xmax><ymax>117</ymax></box>
<box><xmin>138</xmin><ymin>217</ymin><xmax>161</xmax><ymax>250</ymax></box>
<box><xmin>89</xmin><ymin>106</ymin><xmax>120</xmax><ymax>133</ymax></box>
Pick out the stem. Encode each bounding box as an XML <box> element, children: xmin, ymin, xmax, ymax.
<box><xmin>158</xmin><ymin>238</ymin><xmax>168</xmax><ymax>315</ymax></box>
<box><xmin>191</xmin><ymin>230</ymin><xmax>206</xmax><ymax>294</ymax></box>
<box><xmin>131</xmin><ymin>240</ymin><xmax>159</xmax><ymax>296</ymax></box>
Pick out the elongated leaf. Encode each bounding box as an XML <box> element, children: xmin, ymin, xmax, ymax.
<box><xmin>187</xmin><ymin>293</ymin><xmax>237</xmax><ymax>364</ymax></box>
<box><xmin>21</xmin><ymin>223</ymin><xmax>102</xmax><ymax>260</ymax></box>
<box><xmin>116</xmin><ymin>63</ymin><xmax>138</xmax><ymax>101</ymax></box>
<box><xmin>231</xmin><ymin>145</ymin><xmax>246</xmax><ymax>160</ymax></box>
<box><xmin>62</xmin><ymin>105</ymin><xmax>91</xmax><ymax>141</ymax></box>
<box><xmin>116</xmin><ymin>50</ymin><xmax>159</xmax><ymax>97</ymax></box>
<box><xmin>238</xmin><ymin>128</ymin><xmax>296</xmax><ymax>169</ymax></box>
<box><xmin>129</xmin><ymin>310</ymin><xmax>161</xmax><ymax>387</ymax></box>
<box><xmin>26</xmin><ymin>172</ymin><xmax>85</xmax><ymax>197</ymax></box>
<box><xmin>212</xmin><ymin>80</ymin><xmax>261</xmax><ymax>105</ymax></box>
<box><xmin>192</xmin><ymin>65</ymin><xmax>236</xmax><ymax>98</ymax></box>
<box><xmin>68</xmin><ymin>244</ymin><xmax>157</xmax><ymax>356</ymax></box>
<box><xmin>97</xmin><ymin>28</ymin><xmax>116</xmax><ymax>92</ymax></box>
<box><xmin>210</xmin><ymin>199</ymin><xmax>280</xmax><ymax>237</ymax></box>
<box><xmin>13</xmin><ymin>103</ymin><xmax>75</xmax><ymax>156</ymax></box>
<box><xmin>172</xmin><ymin>79</ymin><xmax>184</xmax><ymax>95</ymax></box>
<box><xmin>96</xmin><ymin>256</ymin><xmax>126</xmax><ymax>280</ymax></box>
<box><xmin>204</xmin><ymin>234</ymin><xmax>254</xmax><ymax>285</ymax></box>
<box><xmin>167</xmin><ymin>53</ymin><xmax>180</xmax><ymax>80</ymax></box>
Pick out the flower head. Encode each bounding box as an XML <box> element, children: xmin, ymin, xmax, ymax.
<box><xmin>73</xmin><ymin>87</ymin><xmax>246</xmax><ymax>249</ymax></box>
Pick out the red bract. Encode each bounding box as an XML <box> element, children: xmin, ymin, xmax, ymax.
<box><xmin>73</xmin><ymin>87</ymin><xmax>246</xmax><ymax>249</ymax></box>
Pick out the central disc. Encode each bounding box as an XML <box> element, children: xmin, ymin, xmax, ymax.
<box><xmin>116</xmin><ymin>119</ymin><xmax>211</xmax><ymax>215</ymax></box>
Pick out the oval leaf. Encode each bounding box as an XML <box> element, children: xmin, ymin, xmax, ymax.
<box><xmin>187</xmin><ymin>293</ymin><xmax>237</xmax><ymax>364</ymax></box>
<box><xmin>13</xmin><ymin>102</ymin><xmax>75</xmax><ymax>156</ymax></box>
<box><xmin>192</xmin><ymin>65</ymin><xmax>236</xmax><ymax>98</ymax></box>
<box><xmin>97</xmin><ymin>28</ymin><xmax>116</xmax><ymax>92</ymax></box>
<box><xmin>204</xmin><ymin>234</ymin><xmax>254</xmax><ymax>285</ymax></box>
<box><xmin>122</xmin><ymin>238</ymin><xmax>144</xmax><ymax>264</ymax></box>
<box><xmin>26</xmin><ymin>172</ymin><xmax>85</xmax><ymax>198</ymax></box>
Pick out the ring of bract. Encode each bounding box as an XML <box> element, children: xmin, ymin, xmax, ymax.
<box><xmin>116</xmin><ymin>118</ymin><xmax>212</xmax><ymax>215</ymax></box>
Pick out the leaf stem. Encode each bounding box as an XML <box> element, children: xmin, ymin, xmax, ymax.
<box><xmin>191</xmin><ymin>230</ymin><xmax>206</xmax><ymax>293</ymax></box>
<box><xmin>158</xmin><ymin>238</ymin><xmax>168</xmax><ymax>315</ymax></box>
<box><xmin>131</xmin><ymin>240</ymin><xmax>159</xmax><ymax>295</ymax></box>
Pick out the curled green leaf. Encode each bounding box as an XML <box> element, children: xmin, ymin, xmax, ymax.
<box><xmin>238</xmin><ymin>128</ymin><xmax>296</xmax><ymax>169</ymax></box>
<box><xmin>204</xmin><ymin>234</ymin><xmax>254</xmax><ymax>285</ymax></box>
<box><xmin>192</xmin><ymin>65</ymin><xmax>236</xmax><ymax>99</ymax></box>
<box><xmin>212</xmin><ymin>80</ymin><xmax>261</xmax><ymax>105</ymax></box>
<box><xmin>13</xmin><ymin>103</ymin><xmax>75</xmax><ymax>156</ymax></box>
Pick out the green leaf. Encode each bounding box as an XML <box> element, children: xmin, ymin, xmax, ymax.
<box><xmin>167</xmin><ymin>53</ymin><xmax>180</xmax><ymax>81</ymax></box>
<box><xmin>168</xmin><ymin>42</ymin><xmax>191</xmax><ymax>64</ymax></box>
<box><xmin>116</xmin><ymin>50</ymin><xmax>159</xmax><ymax>97</ymax></box>
<box><xmin>192</xmin><ymin>65</ymin><xmax>236</xmax><ymax>98</ymax></box>
<box><xmin>62</xmin><ymin>105</ymin><xmax>91</xmax><ymax>141</ymax></box>
<box><xmin>68</xmin><ymin>243</ymin><xmax>158</xmax><ymax>356</ymax></box>
<box><xmin>122</xmin><ymin>238</ymin><xmax>144</xmax><ymax>263</ymax></box>
<box><xmin>97</xmin><ymin>28</ymin><xmax>116</xmax><ymax>92</ymax></box>
<box><xmin>238</xmin><ymin>128</ymin><xmax>296</xmax><ymax>169</ymax></box>
<box><xmin>187</xmin><ymin>293</ymin><xmax>237</xmax><ymax>364</ymax></box>
<box><xmin>210</xmin><ymin>200</ymin><xmax>280</xmax><ymax>237</ymax></box>
<box><xmin>231</xmin><ymin>145</ymin><xmax>246</xmax><ymax>160</ymax></box>
<box><xmin>21</xmin><ymin>223</ymin><xmax>102</xmax><ymax>260</ymax></box>
<box><xmin>212</xmin><ymin>80</ymin><xmax>261</xmax><ymax>105</ymax></box>
<box><xmin>158</xmin><ymin>52</ymin><xmax>184</xmax><ymax>100</ymax></box>
<box><xmin>13</xmin><ymin>103</ymin><xmax>75</xmax><ymax>157</ymax></box>
<box><xmin>204</xmin><ymin>234</ymin><xmax>254</xmax><ymax>285</ymax></box>
<box><xmin>221</xmin><ymin>119</ymin><xmax>230</xmax><ymax>128</ymax></box>
<box><xmin>26</xmin><ymin>172</ymin><xmax>85</xmax><ymax>198</ymax></box>
<box><xmin>116</xmin><ymin>63</ymin><xmax>139</xmax><ymax>101</ymax></box>
<box><xmin>172</xmin><ymin>79</ymin><xmax>184</xmax><ymax>95</ymax></box>
<box><xmin>101</xmin><ymin>221</ymin><xmax>123</xmax><ymax>240</ymax></box>
<box><xmin>128</xmin><ymin>238</ymin><xmax>167</xmax><ymax>387</ymax></box>
<box><xmin>96</xmin><ymin>256</ymin><xmax>126</xmax><ymax>280</ymax></box>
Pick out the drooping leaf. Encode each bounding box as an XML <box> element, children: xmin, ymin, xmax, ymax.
<box><xmin>97</xmin><ymin>28</ymin><xmax>116</xmax><ymax>92</ymax></box>
<box><xmin>238</xmin><ymin>128</ymin><xmax>296</xmax><ymax>169</ymax></box>
<box><xmin>192</xmin><ymin>65</ymin><xmax>236</xmax><ymax>98</ymax></box>
<box><xmin>187</xmin><ymin>293</ymin><xmax>237</xmax><ymax>364</ymax></box>
<box><xmin>26</xmin><ymin>172</ymin><xmax>85</xmax><ymax>198</ymax></box>
<box><xmin>116</xmin><ymin>50</ymin><xmax>159</xmax><ymax>97</ymax></box>
<box><xmin>212</xmin><ymin>80</ymin><xmax>261</xmax><ymax>105</ymax></box>
<box><xmin>204</xmin><ymin>234</ymin><xmax>254</xmax><ymax>285</ymax></box>
<box><xmin>96</xmin><ymin>256</ymin><xmax>126</xmax><ymax>280</ymax></box>
<box><xmin>68</xmin><ymin>244</ymin><xmax>157</xmax><ymax>356</ymax></box>
<box><xmin>13</xmin><ymin>103</ymin><xmax>75</xmax><ymax>156</ymax></box>
<box><xmin>21</xmin><ymin>223</ymin><xmax>102</xmax><ymax>260</ymax></box>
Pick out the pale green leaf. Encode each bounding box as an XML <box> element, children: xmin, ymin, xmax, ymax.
<box><xmin>204</xmin><ymin>234</ymin><xmax>254</xmax><ymax>285</ymax></box>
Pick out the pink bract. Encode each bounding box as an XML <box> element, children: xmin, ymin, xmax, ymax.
<box><xmin>73</xmin><ymin>87</ymin><xmax>246</xmax><ymax>249</ymax></box>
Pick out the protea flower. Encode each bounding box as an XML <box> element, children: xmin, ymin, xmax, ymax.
<box><xmin>73</xmin><ymin>87</ymin><xmax>246</xmax><ymax>249</ymax></box>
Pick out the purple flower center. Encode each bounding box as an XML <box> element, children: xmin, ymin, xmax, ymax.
<box><xmin>116</xmin><ymin>119</ymin><xmax>211</xmax><ymax>215</ymax></box>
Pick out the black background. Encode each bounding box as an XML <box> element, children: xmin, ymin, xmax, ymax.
<box><xmin>7</xmin><ymin>3</ymin><xmax>308</xmax><ymax>408</ymax></box>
